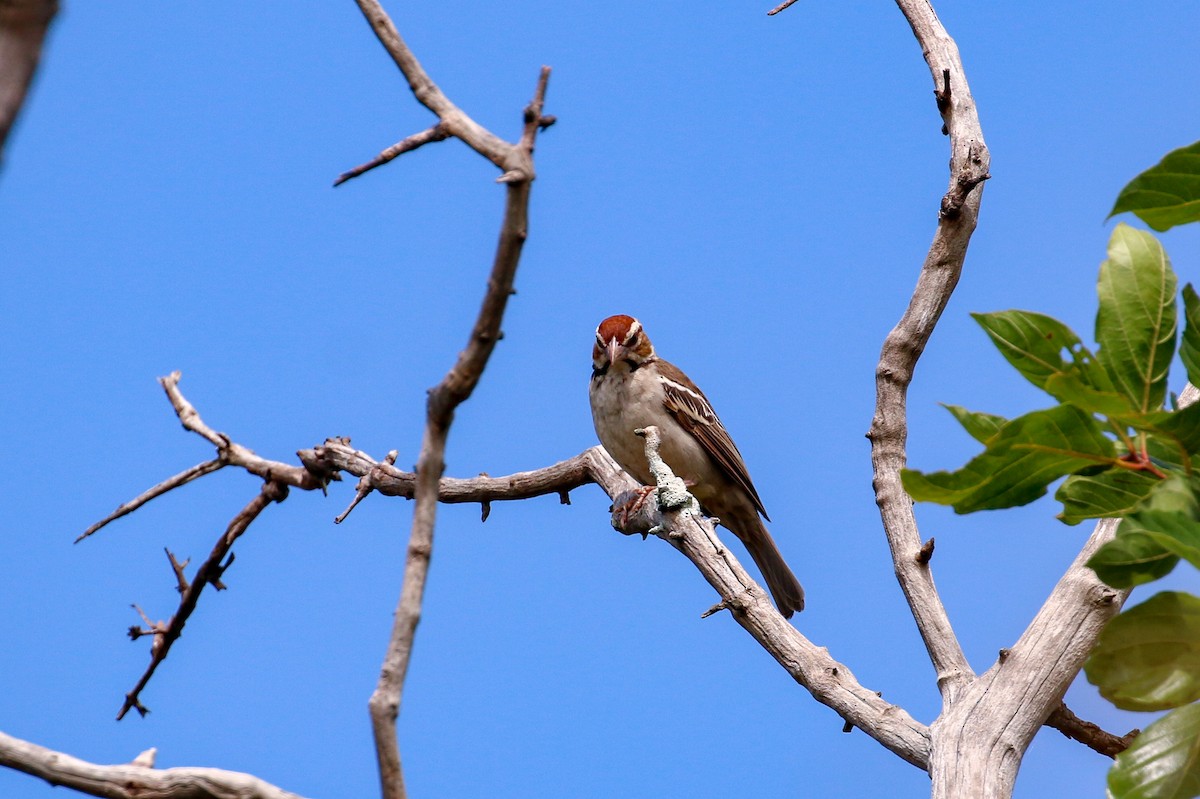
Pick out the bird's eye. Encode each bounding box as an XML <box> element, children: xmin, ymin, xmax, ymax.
<box><xmin>625</xmin><ymin>331</ymin><xmax>640</xmax><ymax>346</ymax></box>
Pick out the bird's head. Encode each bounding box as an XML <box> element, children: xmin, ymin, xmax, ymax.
<box><xmin>593</xmin><ymin>314</ymin><xmax>656</xmax><ymax>376</ymax></box>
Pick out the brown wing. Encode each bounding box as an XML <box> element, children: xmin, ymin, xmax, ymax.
<box><xmin>656</xmin><ymin>359</ymin><xmax>769</xmax><ymax>521</ymax></box>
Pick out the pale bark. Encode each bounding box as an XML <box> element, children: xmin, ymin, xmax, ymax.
<box><xmin>0</xmin><ymin>729</ymin><xmax>307</xmax><ymax>799</ymax></box>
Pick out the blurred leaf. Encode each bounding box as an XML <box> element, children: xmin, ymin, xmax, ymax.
<box><xmin>902</xmin><ymin>405</ymin><xmax>1115</xmax><ymax>513</ymax></box>
<box><xmin>1057</xmin><ymin>468</ymin><xmax>1161</xmax><ymax>525</ymax></box>
<box><xmin>1096</xmin><ymin>225</ymin><xmax>1177</xmax><ymax>413</ymax></box>
<box><xmin>1087</xmin><ymin>592</ymin><xmax>1200</xmax><ymax>712</ymax></box>
<box><xmin>1142</xmin><ymin>475</ymin><xmax>1200</xmax><ymax>517</ymax></box>
<box><xmin>1183</xmin><ymin>284</ymin><xmax>1200</xmax><ymax>387</ymax></box>
<box><xmin>1136</xmin><ymin>403</ymin><xmax>1200</xmax><ymax>459</ymax></box>
<box><xmin>1088</xmin><ymin>528</ymin><xmax>1179</xmax><ymax>589</ymax></box>
<box><xmin>942</xmin><ymin>404</ymin><xmax>1007</xmax><ymax>444</ymax></box>
<box><xmin>1148</xmin><ymin>435</ymin><xmax>1200</xmax><ymax>473</ymax></box>
<box><xmin>1109</xmin><ymin>702</ymin><xmax>1200</xmax><ymax>799</ymax></box>
<box><xmin>1138</xmin><ymin>511</ymin><xmax>1200</xmax><ymax>571</ymax></box>
<box><xmin>1109</xmin><ymin>140</ymin><xmax>1200</xmax><ymax>232</ymax></box>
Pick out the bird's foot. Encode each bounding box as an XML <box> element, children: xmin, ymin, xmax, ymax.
<box><xmin>610</xmin><ymin>485</ymin><xmax>658</xmax><ymax>538</ymax></box>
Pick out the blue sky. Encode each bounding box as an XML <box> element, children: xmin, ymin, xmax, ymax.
<box><xmin>3</xmin><ymin>2</ymin><xmax>1200</xmax><ymax>797</ymax></box>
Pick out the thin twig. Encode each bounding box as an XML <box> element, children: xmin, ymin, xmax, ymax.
<box><xmin>158</xmin><ymin>371</ymin><xmax>330</xmax><ymax>490</ymax></box>
<box><xmin>766</xmin><ymin>0</ymin><xmax>801</xmax><ymax>15</ymax></box>
<box><xmin>351</xmin><ymin>0</ymin><xmax>523</xmax><ymax>174</ymax></box>
<box><xmin>77</xmin><ymin>458</ymin><xmax>225</xmax><ymax>542</ymax></box>
<box><xmin>117</xmin><ymin>481</ymin><xmax>288</xmax><ymax>720</ymax></box>
<box><xmin>336</xmin><ymin>450</ymin><xmax>399</xmax><ymax>523</ymax></box>
<box><xmin>334</xmin><ymin>124</ymin><xmax>450</xmax><ymax>186</ymax></box>
<box><xmin>1045</xmin><ymin>702</ymin><xmax>1139</xmax><ymax>759</ymax></box>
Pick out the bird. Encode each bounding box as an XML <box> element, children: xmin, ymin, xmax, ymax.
<box><xmin>589</xmin><ymin>314</ymin><xmax>805</xmax><ymax>617</ymax></box>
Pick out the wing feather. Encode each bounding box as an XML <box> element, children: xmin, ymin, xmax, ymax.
<box><xmin>656</xmin><ymin>359</ymin><xmax>769</xmax><ymax>520</ymax></box>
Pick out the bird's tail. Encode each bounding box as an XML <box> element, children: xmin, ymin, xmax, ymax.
<box><xmin>740</xmin><ymin>519</ymin><xmax>805</xmax><ymax>618</ymax></box>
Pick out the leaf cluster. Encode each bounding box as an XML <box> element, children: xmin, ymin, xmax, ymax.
<box><xmin>902</xmin><ymin>140</ymin><xmax>1200</xmax><ymax>799</ymax></box>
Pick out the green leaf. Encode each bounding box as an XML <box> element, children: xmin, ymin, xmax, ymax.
<box><xmin>1142</xmin><ymin>475</ymin><xmax>1200</xmax><ymax>517</ymax></box>
<box><xmin>1056</xmin><ymin>468</ymin><xmax>1161</xmax><ymax>525</ymax></box>
<box><xmin>1108</xmin><ymin>702</ymin><xmax>1200</xmax><ymax>799</ymax></box>
<box><xmin>1086</xmin><ymin>591</ymin><xmax>1200</xmax><ymax>712</ymax></box>
<box><xmin>1044</xmin><ymin>370</ymin><xmax>1138</xmax><ymax>417</ymax></box>
<box><xmin>1182</xmin><ymin>284</ymin><xmax>1200</xmax><ymax>388</ymax></box>
<box><xmin>1148</xmin><ymin>435</ymin><xmax>1200</xmax><ymax>473</ymax></box>
<box><xmin>1138</xmin><ymin>511</ymin><xmax>1200</xmax><ymax>571</ymax></box>
<box><xmin>1096</xmin><ymin>225</ymin><xmax>1178</xmax><ymax>414</ymax></box>
<box><xmin>941</xmin><ymin>404</ymin><xmax>1008</xmax><ymax>444</ymax></box>
<box><xmin>1109</xmin><ymin>139</ymin><xmax>1200</xmax><ymax>232</ymax></box>
<box><xmin>973</xmin><ymin>310</ymin><xmax>1117</xmax><ymax>402</ymax></box>
<box><xmin>1088</xmin><ymin>528</ymin><xmax>1178</xmax><ymax>589</ymax></box>
<box><xmin>1137</xmin><ymin>403</ymin><xmax>1200</xmax><ymax>456</ymax></box>
<box><xmin>902</xmin><ymin>404</ymin><xmax>1115</xmax><ymax>513</ymax></box>
<box><xmin>1089</xmin><ymin>483</ymin><xmax>1200</xmax><ymax>588</ymax></box>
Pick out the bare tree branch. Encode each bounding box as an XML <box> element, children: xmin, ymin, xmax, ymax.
<box><xmin>0</xmin><ymin>0</ymin><xmax>56</xmax><ymax>169</ymax></box>
<box><xmin>867</xmin><ymin>0</ymin><xmax>990</xmax><ymax>706</ymax></box>
<box><xmin>339</xmin><ymin>4</ymin><xmax>554</xmax><ymax>796</ymax></box>
<box><xmin>0</xmin><ymin>728</ymin><xmax>309</xmax><ymax>799</ymax></box>
<box><xmin>117</xmin><ymin>480</ymin><xmax>289</xmax><ymax>720</ymax></box>
<box><xmin>84</xmin><ymin>375</ymin><xmax>614</xmax><ymax>536</ymax></box>
<box><xmin>614</xmin><ymin>427</ymin><xmax>933</xmax><ymax>767</ymax></box>
<box><xmin>77</xmin><ymin>458</ymin><xmax>225</xmax><ymax>543</ymax></box>
<box><xmin>366</xmin><ymin>74</ymin><xmax>551</xmax><ymax>799</ymax></box>
<box><xmin>347</xmin><ymin>0</ymin><xmax>545</xmax><ymax>179</ymax></box>
<box><xmin>334</xmin><ymin>123</ymin><xmax>449</xmax><ymax>186</ymax></box>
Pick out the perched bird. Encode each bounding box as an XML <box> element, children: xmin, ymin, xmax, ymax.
<box><xmin>589</xmin><ymin>314</ymin><xmax>804</xmax><ymax>617</ymax></box>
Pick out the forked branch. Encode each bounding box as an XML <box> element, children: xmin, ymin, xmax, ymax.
<box><xmin>339</xmin><ymin>4</ymin><xmax>554</xmax><ymax>798</ymax></box>
<box><xmin>866</xmin><ymin>0</ymin><xmax>990</xmax><ymax>705</ymax></box>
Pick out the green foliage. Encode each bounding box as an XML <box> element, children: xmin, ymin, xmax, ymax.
<box><xmin>1096</xmin><ymin>226</ymin><xmax>1177</xmax><ymax>414</ymax></box>
<box><xmin>1108</xmin><ymin>702</ymin><xmax>1200</xmax><ymax>799</ymax></box>
<box><xmin>941</xmin><ymin>403</ymin><xmax>1007</xmax><ymax>444</ymax></box>
<box><xmin>1056</xmin><ymin>469</ymin><xmax>1160</xmax><ymax>525</ymax></box>
<box><xmin>907</xmin><ymin>141</ymin><xmax>1200</xmax><ymax>799</ymax></box>
<box><xmin>901</xmin><ymin>226</ymin><xmax>1193</xmax><ymax>517</ymax></box>
<box><xmin>1109</xmin><ymin>140</ymin><xmax>1200</xmax><ymax>232</ymax></box>
<box><xmin>1086</xmin><ymin>591</ymin><xmax>1200</xmax><ymax>711</ymax></box>
<box><xmin>1183</xmin><ymin>286</ymin><xmax>1200</xmax><ymax>386</ymax></box>
<box><xmin>902</xmin><ymin>405</ymin><xmax>1114</xmax><ymax>513</ymax></box>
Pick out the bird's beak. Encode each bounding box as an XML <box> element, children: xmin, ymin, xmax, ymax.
<box><xmin>605</xmin><ymin>337</ymin><xmax>622</xmax><ymax>367</ymax></box>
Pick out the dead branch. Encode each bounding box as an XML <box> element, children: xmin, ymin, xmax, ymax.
<box><xmin>866</xmin><ymin>0</ymin><xmax>990</xmax><ymax>708</ymax></box>
<box><xmin>0</xmin><ymin>727</ymin><xmax>308</xmax><ymax>799</ymax></box>
<box><xmin>339</xmin><ymin>4</ymin><xmax>553</xmax><ymax>797</ymax></box>
<box><xmin>0</xmin><ymin>0</ymin><xmax>57</xmax><ymax>168</ymax></box>
<box><xmin>77</xmin><ymin>458</ymin><xmax>224</xmax><ymax>543</ymax></box>
<box><xmin>614</xmin><ymin>427</ymin><xmax>932</xmax><ymax>767</ymax></box>
<box><xmin>333</xmin><ymin>123</ymin><xmax>450</xmax><ymax>186</ymax></box>
<box><xmin>117</xmin><ymin>480</ymin><xmax>288</xmax><ymax>720</ymax></box>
